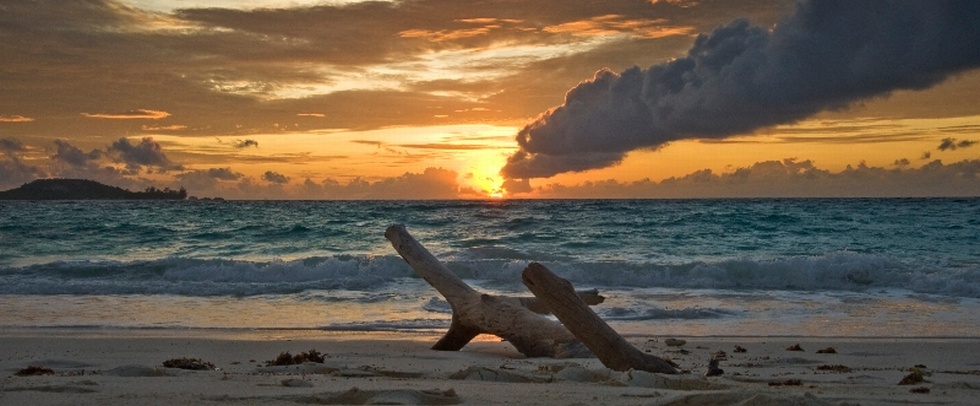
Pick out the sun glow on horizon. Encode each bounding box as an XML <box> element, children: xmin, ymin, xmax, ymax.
<box><xmin>462</xmin><ymin>149</ymin><xmax>509</xmax><ymax>199</ymax></box>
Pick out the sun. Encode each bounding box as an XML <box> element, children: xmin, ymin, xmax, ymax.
<box><xmin>460</xmin><ymin>150</ymin><xmax>507</xmax><ymax>199</ymax></box>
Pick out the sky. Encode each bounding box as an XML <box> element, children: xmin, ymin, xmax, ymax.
<box><xmin>1</xmin><ymin>0</ymin><xmax>978</xmax><ymax>199</ymax></box>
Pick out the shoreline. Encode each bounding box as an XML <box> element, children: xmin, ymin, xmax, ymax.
<box><xmin>5</xmin><ymin>325</ymin><xmax>979</xmax><ymax>340</ymax></box>
<box><xmin>3</xmin><ymin>328</ymin><xmax>978</xmax><ymax>405</ymax></box>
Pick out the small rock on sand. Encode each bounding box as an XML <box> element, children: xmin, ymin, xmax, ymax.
<box><xmin>664</xmin><ymin>338</ymin><xmax>687</xmax><ymax>347</ymax></box>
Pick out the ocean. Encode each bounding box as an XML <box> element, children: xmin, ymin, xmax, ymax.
<box><xmin>1</xmin><ymin>198</ymin><xmax>978</xmax><ymax>337</ymax></box>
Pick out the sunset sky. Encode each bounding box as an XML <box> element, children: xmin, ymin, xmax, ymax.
<box><xmin>1</xmin><ymin>0</ymin><xmax>978</xmax><ymax>199</ymax></box>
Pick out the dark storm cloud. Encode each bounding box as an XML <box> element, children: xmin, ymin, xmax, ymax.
<box><xmin>502</xmin><ymin>1</ymin><xmax>980</xmax><ymax>179</ymax></box>
<box><xmin>937</xmin><ymin>138</ymin><xmax>978</xmax><ymax>151</ymax></box>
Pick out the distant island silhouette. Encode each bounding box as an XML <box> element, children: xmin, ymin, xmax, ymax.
<box><xmin>0</xmin><ymin>179</ymin><xmax>187</xmax><ymax>200</ymax></box>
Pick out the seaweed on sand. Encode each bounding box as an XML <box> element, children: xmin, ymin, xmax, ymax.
<box><xmin>15</xmin><ymin>366</ymin><xmax>56</xmax><ymax>376</ymax></box>
<box><xmin>162</xmin><ymin>357</ymin><xmax>217</xmax><ymax>371</ymax></box>
<box><xmin>265</xmin><ymin>349</ymin><xmax>326</xmax><ymax>366</ymax></box>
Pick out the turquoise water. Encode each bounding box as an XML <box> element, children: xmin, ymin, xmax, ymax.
<box><xmin>1</xmin><ymin>199</ymin><xmax>978</xmax><ymax>336</ymax></box>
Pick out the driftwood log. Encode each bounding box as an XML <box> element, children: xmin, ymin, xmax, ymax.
<box><xmin>385</xmin><ymin>224</ymin><xmax>678</xmax><ymax>373</ymax></box>
<box><xmin>385</xmin><ymin>224</ymin><xmax>591</xmax><ymax>357</ymax></box>
<box><xmin>522</xmin><ymin>262</ymin><xmax>678</xmax><ymax>374</ymax></box>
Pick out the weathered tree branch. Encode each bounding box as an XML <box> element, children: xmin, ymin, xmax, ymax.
<box><xmin>385</xmin><ymin>224</ymin><xmax>591</xmax><ymax>357</ymax></box>
<box><xmin>522</xmin><ymin>262</ymin><xmax>678</xmax><ymax>374</ymax></box>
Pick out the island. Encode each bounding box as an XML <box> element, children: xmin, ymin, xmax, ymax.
<box><xmin>0</xmin><ymin>179</ymin><xmax>187</xmax><ymax>200</ymax></box>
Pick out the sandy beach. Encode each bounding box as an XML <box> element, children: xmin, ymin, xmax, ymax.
<box><xmin>2</xmin><ymin>328</ymin><xmax>977</xmax><ymax>405</ymax></box>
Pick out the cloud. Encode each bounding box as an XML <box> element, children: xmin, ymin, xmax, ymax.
<box><xmin>142</xmin><ymin>124</ymin><xmax>188</xmax><ymax>131</ymax></box>
<box><xmin>108</xmin><ymin>137</ymin><xmax>181</xmax><ymax>171</ymax></box>
<box><xmin>0</xmin><ymin>138</ymin><xmax>45</xmax><ymax>190</ymax></box>
<box><xmin>315</xmin><ymin>167</ymin><xmax>461</xmax><ymax>199</ymax></box>
<box><xmin>173</xmin><ymin>167</ymin><xmax>245</xmax><ymax>195</ymax></box>
<box><xmin>82</xmin><ymin>109</ymin><xmax>171</xmax><ymax>119</ymax></box>
<box><xmin>52</xmin><ymin>140</ymin><xmax>103</xmax><ymax>167</ymax></box>
<box><xmin>0</xmin><ymin>115</ymin><xmax>34</xmax><ymax>123</ymax></box>
<box><xmin>233</xmin><ymin>139</ymin><xmax>259</xmax><ymax>148</ymax></box>
<box><xmin>542</xmin><ymin>15</ymin><xmax>694</xmax><ymax>39</ymax></box>
<box><xmin>0</xmin><ymin>137</ymin><xmax>26</xmax><ymax>154</ymax></box>
<box><xmin>262</xmin><ymin>171</ymin><xmax>290</xmax><ymax>184</ymax></box>
<box><xmin>502</xmin><ymin>1</ymin><xmax>980</xmax><ymax>179</ymax></box>
<box><xmin>527</xmin><ymin>159</ymin><xmax>980</xmax><ymax>198</ymax></box>
<box><xmin>938</xmin><ymin>137</ymin><xmax>978</xmax><ymax>151</ymax></box>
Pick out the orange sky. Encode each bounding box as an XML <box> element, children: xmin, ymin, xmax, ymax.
<box><xmin>1</xmin><ymin>0</ymin><xmax>978</xmax><ymax>199</ymax></box>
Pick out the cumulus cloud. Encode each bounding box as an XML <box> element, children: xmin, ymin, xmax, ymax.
<box><xmin>938</xmin><ymin>137</ymin><xmax>978</xmax><ymax>151</ymax></box>
<box><xmin>262</xmin><ymin>171</ymin><xmax>290</xmax><ymax>184</ymax></box>
<box><xmin>173</xmin><ymin>167</ymin><xmax>244</xmax><ymax>194</ymax></box>
<box><xmin>108</xmin><ymin>137</ymin><xmax>181</xmax><ymax>172</ymax></box>
<box><xmin>529</xmin><ymin>159</ymin><xmax>980</xmax><ymax>198</ymax></box>
<box><xmin>52</xmin><ymin>140</ymin><xmax>102</xmax><ymax>167</ymax></box>
<box><xmin>313</xmin><ymin>167</ymin><xmax>460</xmax><ymax>199</ymax></box>
<box><xmin>0</xmin><ymin>137</ymin><xmax>45</xmax><ymax>190</ymax></box>
<box><xmin>502</xmin><ymin>1</ymin><xmax>980</xmax><ymax>179</ymax></box>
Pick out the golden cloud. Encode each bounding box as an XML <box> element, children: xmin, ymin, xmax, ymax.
<box><xmin>82</xmin><ymin>109</ymin><xmax>171</xmax><ymax>120</ymax></box>
<box><xmin>142</xmin><ymin>124</ymin><xmax>188</xmax><ymax>131</ymax></box>
<box><xmin>0</xmin><ymin>115</ymin><xmax>35</xmax><ymax>123</ymax></box>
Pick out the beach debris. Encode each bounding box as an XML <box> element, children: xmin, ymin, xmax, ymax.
<box><xmin>522</xmin><ymin>262</ymin><xmax>679</xmax><ymax>374</ymax></box>
<box><xmin>909</xmin><ymin>386</ymin><xmax>931</xmax><ymax>394</ymax></box>
<box><xmin>704</xmin><ymin>358</ymin><xmax>724</xmax><ymax>377</ymax></box>
<box><xmin>106</xmin><ymin>364</ymin><xmax>178</xmax><ymax>377</ymax></box>
<box><xmin>733</xmin><ymin>345</ymin><xmax>747</xmax><ymax>353</ymax></box>
<box><xmin>162</xmin><ymin>357</ymin><xmax>217</xmax><ymax>371</ymax></box>
<box><xmin>450</xmin><ymin>366</ymin><xmax>551</xmax><ymax>383</ymax></box>
<box><xmin>280</xmin><ymin>378</ymin><xmax>314</xmax><ymax>387</ymax></box>
<box><xmin>898</xmin><ymin>367</ymin><xmax>931</xmax><ymax>385</ymax></box>
<box><xmin>664</xmin><ymin>338</ymin><xmax>687</xmax><ymax>347</ymax></box>
<box><xmin>388</xmin><ymin>225</ymin><xmax>677</xmax><ymax>373</ymax></box>
<box><xmin>712</xmin><ymin>350</ymin><xmax>727</xmax><ymax>360</ymax></box>
<box><xmin>816</xmin><ymin>364</ymin><xmax>853</xmax><ymax>373</ymax></box>
<box><xmin>768</xmin><ymin>379</ymin><xmax>803</xmax><ymax>386</ymax></box>
<box><xmin>785</xmin><ymin>343</ymin><xmax>805</xmax><ymax>352</ymax></box>
<box><xmin>385</xmin><ymin>225</ymin><xmax>594</xmax><ymax>359</ymax></box>
<box><xmin>308</xmin><ymin>387</ymin><xmax>460</xmax><ymax>405</ymax></box>
<box><xmin>265</xmin><ymin>349</ymin><xmax>325</xmax><ymax>366</ymax></box>
<box><xmin>816</xmin><ymin>347</ymin><xmax>837</xmax><ymax>354</ymax></box>
<box><xmin>14</xmin><ymin>366</ymin><xmax>56</xmax><ymax>376</ymax></box>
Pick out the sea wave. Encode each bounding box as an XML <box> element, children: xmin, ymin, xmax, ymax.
<box><xmin>0</xmin><ymin>251</ymin><xmax>977</xmax><ymax>298</ymax></box>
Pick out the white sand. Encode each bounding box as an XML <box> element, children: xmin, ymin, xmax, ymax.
<box><xmin>2</xmin><ymin>328</ymin><xmax>978</xmax><ymax>405</ymax></box>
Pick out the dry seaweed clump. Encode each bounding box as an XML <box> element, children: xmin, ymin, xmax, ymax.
<box><xmin>15</xmin><ymin>366</ymin><xmax>56</xmax><ymax>376</ymax></box>
<box><xmin>816</xmin><ymin>364</ymin><xmax>853</xmax><ymax>373</ymax></box>
<box><xmin>162</xmin><ymin>357</ymin><xmax>217</xmax><ymax>371</ymax></box>
<box><xmin>899</xmin><ymin>368</ymin><xmax>931</xmax><ymax>385</ymax></box>
<box><xmin>266</xmin><ymin>349</ymin><xmax>326</xmax><ymax>366</ymax></box>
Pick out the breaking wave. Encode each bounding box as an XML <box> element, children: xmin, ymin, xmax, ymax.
<box><xmin>1</xmin><ymin>250</ymin><xmax>977</xmax><ymax>298</ymax></box>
